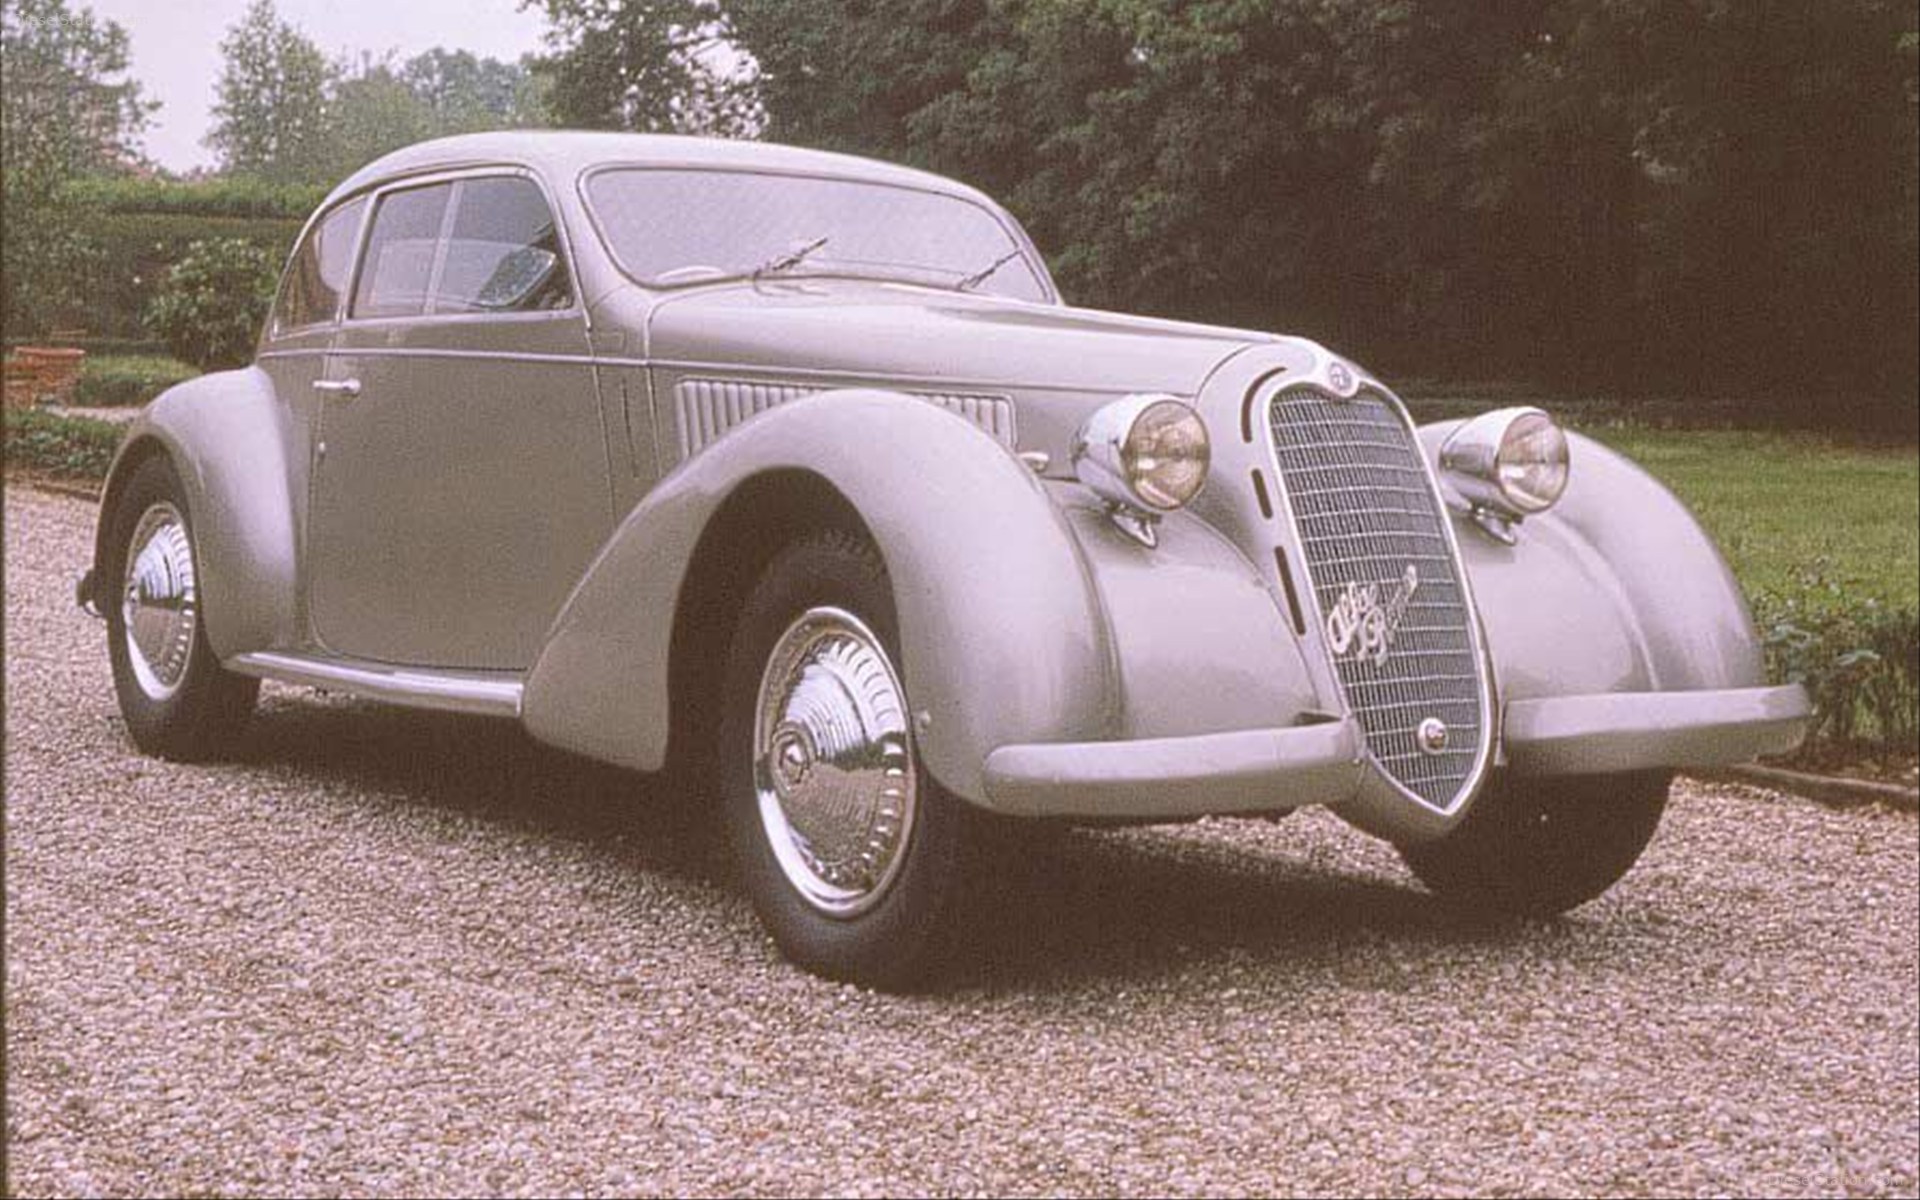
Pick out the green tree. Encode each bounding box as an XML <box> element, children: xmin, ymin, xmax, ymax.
<box><xmin>401</xmin><ymin>47</ymin><xmax>550</xmax><ymax>131</ymax></box>
<box><xmin>319</xmin><ymin>50</ymin><xmax>553</xmax><ymax>178</ymax></box>
<box><xmin>726</xmin><ymin>0</ymin><xmax>1918</xmax><ymax>414</ymax></box>
<box><xmin>0</xmin><ymin>0</ymin><xmax>154</xmax><ymax>336</ymax></box>
<box><xmin>206</xmin><ymin>0</ymin><xmax>335</xmax><ymax>183</ymax></box>
<box><xmin>321</xmin><ymin>54</ymin><xmax>438</xmax><ymax>178</ymax></box>
<box><xmin>527</xmin><ymin>0</ymin><xmax>757</xmax><ymax>135</ymax></box>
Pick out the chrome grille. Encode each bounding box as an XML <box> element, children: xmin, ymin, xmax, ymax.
<box><xmin>1266</xmin><ymin>385</ymin><xmax>1487</xmax><ymax>808</ymax></box>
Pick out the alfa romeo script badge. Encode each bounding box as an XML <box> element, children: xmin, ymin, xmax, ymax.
<box><xmin>1325</xmin><ymin>564</ymin><xmax>1419</xmax><ymax>667</ymax></box>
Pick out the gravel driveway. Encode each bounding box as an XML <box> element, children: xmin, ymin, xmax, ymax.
<box><xmin>6</xmin><ymin>483</ymin><xmax>1917</xmax><ymax>1198</ymax></box>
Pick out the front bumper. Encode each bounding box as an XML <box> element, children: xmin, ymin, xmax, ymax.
<box><xmin>979</xmin><ymin>684</ymin><xmax>1811</xmax><ymax>820</ymax></box>
<box><xmin>1502</xmin><ymin>683</ymin><xmax>1810</xmax><ymax>776</ymax></box>
<box><xmin>982</xmin><ymin>718</ymin><xmax>1366</xmax><ymax>820</ymax></box>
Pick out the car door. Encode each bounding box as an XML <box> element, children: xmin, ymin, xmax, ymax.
<box><xmin>309</xmin><ymin>170</ymin><xmax>612</xmax><ymax>670</ymax></box>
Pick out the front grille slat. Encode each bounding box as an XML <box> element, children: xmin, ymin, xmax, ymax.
<box><xmin>1266</xmin><ymin>386</ymin><xmax>1488</xmax><ymax>809</ymax></box>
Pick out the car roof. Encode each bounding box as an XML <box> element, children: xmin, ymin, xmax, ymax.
<box><xmin>325</xmin><ymin>131</ymin><xmax>990</xmax><ymax>208</ymax></box>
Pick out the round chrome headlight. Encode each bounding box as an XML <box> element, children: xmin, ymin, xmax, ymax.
<box><xmin>1071</xmin><ymin>395</ymin><xmax>1211</xmax><ymax>512</ymax></box>
<box><xmin>1439</xmin><ymin>406</ymin><xmax>1570</xmax><ymax>518</ymax></box>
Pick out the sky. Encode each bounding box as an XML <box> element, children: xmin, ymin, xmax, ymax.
<box><xmin>85</xmin><ymin>0</ymin><xmax>552</xmax><ymax>172</ymax></box>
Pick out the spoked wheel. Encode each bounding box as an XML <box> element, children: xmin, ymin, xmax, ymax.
<box><xmin>719</xmin><ymin>530</ymin><xmax>971</xmax><ymax>988</ymax></box>
<box><xmin>105</xmin><ymin>456</ymin><xmax>258</xmax><ymax>760</ymax></box>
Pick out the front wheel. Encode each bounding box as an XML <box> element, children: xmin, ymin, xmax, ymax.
<box><xmin>1398</xmin><ymin>771</ymin><xmax>1671</xmax><ymax>917</ymax></box>
<box><xmin>718</xmin><ymin>530</ymin><xmax>971</xmax><ymax>988</ymax></box>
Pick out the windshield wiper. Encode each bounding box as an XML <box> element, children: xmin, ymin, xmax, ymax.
<box><xmin>956</xmin><ymin>249</ymin><xmax>1022</xmax><ymax>293</ymax></box>
<box><xmin>751</xmin><ymin>235</ymin><xmax>831</xmax><ymax>280</ymax></box>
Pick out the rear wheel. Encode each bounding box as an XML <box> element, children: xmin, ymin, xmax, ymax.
<box><xmin>1398</xmin><ymin>771</ymin><xmax>1671</xmax><ymax>916</ymax></box>
<box><xmin>718</xmin><ymin>529</ymin><xmax>971</xmax><ymax>988</ymax></box>
<box><xmin>104</xmin><ymin>455</ymin><xmax>259</xmax><ymax>760</ymax></box>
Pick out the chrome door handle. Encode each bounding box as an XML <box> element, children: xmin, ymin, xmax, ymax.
<box><xmin>312</xmin><ymin>378</ymin><xmax>361</xmax><ymax>399</ymax></box>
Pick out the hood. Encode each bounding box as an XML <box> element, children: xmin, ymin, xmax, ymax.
<box><xmin>640</xmin><ymin>277</ymin><xmax>1279</xmax><ymax>398</ymax></box>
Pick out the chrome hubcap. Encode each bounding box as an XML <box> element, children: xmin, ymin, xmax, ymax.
<box><xmin>753</xmin><ymin>606</ymin><xmax>916</xmax><ymax>918</ymax></box>
<box><xmin>121</xmin><ymin>501</ymin><xmax>197</xmax><ymax>701</ymax></box>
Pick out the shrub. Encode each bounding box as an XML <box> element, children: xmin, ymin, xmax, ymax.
<box><xmin>72</xmin><ymin>354</ymin><xmax>200</xmax><ymax>407</ymax></box>
<box><xmin>3</xmin><ymin>408</ymin><xmax>122</xmax><ymax>479</ymax></box>
<box><xmin>143</xmin><ymin>239</ymin><xmax>278</xmax><ymax>369</ymax></box>
<box><xmin>1753</xmin><ymin>561</ymin><xmax>1920</xmax><ymax>764</ymax></box>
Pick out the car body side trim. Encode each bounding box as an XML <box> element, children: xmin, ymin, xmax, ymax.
<box><xmin>295</xmin><ymin>346</ymin><xmax>595</xmax><ymax>366</ymax></box>
<box><xmin>227</xmin><ymin>651</ymin><xmax>523</xmax><ymax>718</ymax></box>
<box><xmin>258</xmin><ymin>348</ymin><xmax>1196</xmax><ymax>396</ymax></box>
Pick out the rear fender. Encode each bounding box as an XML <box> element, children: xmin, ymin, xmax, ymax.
<box><xmin>90</xmin><ymin>368</ymin><xmax>301</xmax><ymax>659</ymax></box>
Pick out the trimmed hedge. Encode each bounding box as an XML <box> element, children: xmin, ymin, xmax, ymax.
<box><xmin>71</xmin><ymin>355</ymin><xmax>200</xmax><ymax>407</ymax></box>
<box><xmin>76</xmin><ymin>210</ymin><xmax>301</xmax><ymax>340</ymax></box>
<box><xmin>3</xmin><ymin>408</ymin><xmax>122</xmax><ymax>479</ymax></box>
<box><xmin>60</xmin><ymin>176</ymin><xmax>328</xmax><ymax>220</ymax></box>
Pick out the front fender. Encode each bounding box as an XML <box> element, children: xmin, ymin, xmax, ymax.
<box><xmin>92</xmin><ymin>368</ymin><xmax>300</xmax><ymax>660</ymax></box>
<box><xmin>1418</xmin><ymin>424</ymin><xmax>1767</xmax><ymax>712</ymax></box>
<box><xmin>522</xmin><ymin>390</ymin><xmax>1114</xmax><ymax>800</ymax></box>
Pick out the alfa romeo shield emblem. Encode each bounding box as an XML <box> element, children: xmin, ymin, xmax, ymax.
<box><xmin>1327</xmin><ymin>360</ymin><xmax>1355</xmax><ymax>394</ymax></box>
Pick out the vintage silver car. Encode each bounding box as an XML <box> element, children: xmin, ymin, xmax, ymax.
<box><xmin>80</xmin><ymin>132</ymin><xmax>1810</xmax><ymax>985</ymax></box>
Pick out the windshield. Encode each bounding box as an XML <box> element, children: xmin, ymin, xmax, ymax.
<box><xmin>584</xmin><ymin>167</ymin><xmax>1052</xmax><ymax>302</ymax></box>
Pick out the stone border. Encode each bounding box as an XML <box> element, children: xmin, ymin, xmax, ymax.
<box><xmin>13</xmin><ymin>473</ymin><xmax>103</xmax><ymax>503</ymax></box>
<box><xmin>1690</xmin><ymin>764</ymin><xmax>1919</xmax><ymax>813</ymax></box>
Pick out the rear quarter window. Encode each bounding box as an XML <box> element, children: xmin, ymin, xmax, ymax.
<box><xmin>271</xmin><ymin>196</ymin><xmax>366</xmax><ymax>335</ymax></box>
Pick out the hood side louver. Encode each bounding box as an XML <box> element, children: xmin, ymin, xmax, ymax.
<box><xmin>673</xmin><ymin>378</ymin><xmax>1016</xmax><ymax>461</ymax></box>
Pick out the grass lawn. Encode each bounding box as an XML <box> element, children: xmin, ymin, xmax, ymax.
<box><xmin>1584</xmin><ymin>425</ymin><xmax>1918</xmax><ymax>610</ymax></box>
<box><xmin>73</xmin><ymin>354</ymin><xmax>199</xmax><ymax>407</ymax></box>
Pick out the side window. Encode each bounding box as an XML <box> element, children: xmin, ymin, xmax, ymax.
<box><xmin>271</xmin><ymin>196</ymin><xmax>366</xmax><ymax>335</ymax></box>
<box><xmin>434</xmin><ymin>176</ymin><xmax>572</xmax><ymax>314</ymax></box>
<box><xmin>351</xmin><ymin>183</ymin><xmax>453</xmax><ymax>319</ymax></box>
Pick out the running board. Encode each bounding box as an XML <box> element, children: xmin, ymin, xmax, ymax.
<box><xmin>226</xmin><ymin>652</ymin><xmax>524</xmax><ymax>718</ymax></box>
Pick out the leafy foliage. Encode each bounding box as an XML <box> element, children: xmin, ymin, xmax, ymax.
<box><xmin>1754</xmin><ymin>569</ymin><xmax>1919</xmax><ymax>763</ymax></box>
<box><xmin>402</xmin><ymin>47</ymin><xmax>552</xmax><ymax>133</ymax></box>
<box><xmin>528</xmin><ymin>0</ymin><xmax>759</xmax><ymax>135</ymax></box>
<box><xmin>0</xmin><ymin>0</ymin><xmax>155</xmax><ymax>337</ymax></box>
<box><xmin>71</xmin><ymin>354</ymin><xmax>200</xmax><ymax>408</ymax></box>
<box><xmin>61</xmin><ymin>211</ymin><xmax>301</xmax><ymax>341</ymax></box>
<box><xmin>208</xmin><ymin>3</ymin><xmax>551</xmax><ymax>185</ymax></box>
<box><xmin>2</xmin><ymin>407</ymin><xmax>122</xmax><ymax>479</ymax></box>
<box><xmin>206</xmin><ymin>0</ymin><xmax>335</xmax><ymax>184</ymax></box>
<box><xmin>723</xmin><ymin>0</ymin><xmax>1919</xmax><ymax>420</ymax></box>
<box><xmin>143</xmin><ymin>239</ymin><xmax>279</xmax><ymax>370</ymax></box>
